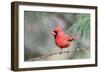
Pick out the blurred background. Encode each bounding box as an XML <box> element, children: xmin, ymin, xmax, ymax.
<box><xmin>24</xmin><ymin>11</ymin><xmax>90</xmax><ymax>61</ymax></box>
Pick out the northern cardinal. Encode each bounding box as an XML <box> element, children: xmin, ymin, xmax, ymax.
<box><xmin>52</xmin><ymin>25</ymin><xmax>75</xmax><ymax>54</ymax></box>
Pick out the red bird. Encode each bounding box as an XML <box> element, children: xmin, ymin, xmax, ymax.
<box><xmin>52</xmin><ymin>25</ymin><xmax>75</xmax><ymax>54</ymax></box>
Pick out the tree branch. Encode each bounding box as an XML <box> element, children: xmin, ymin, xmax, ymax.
<box><xmin>28</xmin><ymin>48</ymin><xmax>90</xmax><ymax>61</ymax></box>
<box><xmin>29</xmin><ymin>50</ymin><xmax>72</xmax><ymax>61</ymax></box>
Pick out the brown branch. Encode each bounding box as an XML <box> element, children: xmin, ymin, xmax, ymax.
<box><xmin>29</xmin><ymin>50</ymin><xmax>71</xmax><ymax>61</ymax></box>
<box><xmin>28</xmin><ymin>48</ymin><xmax>90</xmax><ymax>61</ymax></box>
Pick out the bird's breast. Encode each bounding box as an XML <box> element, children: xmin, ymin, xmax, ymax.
<box><xmin>55</xmin><ymin>36</ymin><xmax>70</xmax><ymax>48</ymax></box>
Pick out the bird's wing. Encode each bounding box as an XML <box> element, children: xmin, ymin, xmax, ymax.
<box><xmin>63</xmin><ymin>35</ymin><xmax>71</xmax><ymax>40</ymax></box>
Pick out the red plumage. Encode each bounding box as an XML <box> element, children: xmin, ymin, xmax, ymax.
<box><xmin>52</xmin><ymin>26</ymin><xmax>75</xmax><ymax>54</ymax></box>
